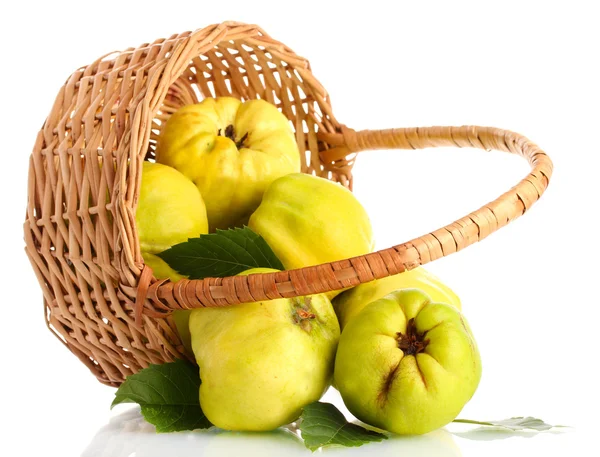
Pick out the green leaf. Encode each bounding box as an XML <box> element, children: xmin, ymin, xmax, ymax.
<box><xmin>157</xmin><ymin>226</ymin><xmax>284</xmax><ymax>279</ymax></box>
<box><xmin>299</xmin><ymin>402</ymin><xmax>387</xmax><ymax>451</ymax></box>
<box><xmin>453</xmin><ymin>417</ymin><xmax>567</xmax><ymax>432</ymax></box>
<box><xmin>112</xmin><ymin>359</ymin><xmax>211</xmax><ymax>433</ymax></box>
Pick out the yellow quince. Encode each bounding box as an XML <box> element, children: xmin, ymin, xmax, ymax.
<box><xmin>156</xmin><ymin>97</ymin><xmax>300</xmax><ymax>231</ymax></box>
<box><xmin>135</xmin><ymin>161</ymin><xmax>209</xmax><ymax>355</ymax></box>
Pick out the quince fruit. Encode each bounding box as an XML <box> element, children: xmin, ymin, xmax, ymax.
<box><xmin>248</xmin><ymin>173</ymin><xmax>374</xmax><ymax>297</ymax></box>
<box><xmin>190</xmin><ymin>268</ymin><xmax>340</xmax><ymax>431</ymax></box>
<box><xmin>156</xmin><ymin>97</ymin><xmax>300</xmax><ymax>231</ymax></box>
<box><xmin>135</xmin><ymin>161</ymin><xmax>208</xmax><ymax>354</ymax></box>
<box><xmin>334</xmin><ymin>289</ymin><xmax>481</xmax><ymax>435</ymax></box>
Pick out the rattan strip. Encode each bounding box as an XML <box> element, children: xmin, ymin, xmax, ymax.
<box><xmin>143</xmin><ymin>125</ymin><xmax>551</xmax><ymax>315</ymax></box>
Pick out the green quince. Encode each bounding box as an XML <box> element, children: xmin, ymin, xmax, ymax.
<box><xmin>248</xmin><ymin>173</ymin><xmax>374</xmax><ymax>298</ymax></box>
<box><xmin>334</xmin><ymin>289</ymin><xmax>481</xmax><ymax>435</ymax></box>
<box><xmin>190</xmin><ymin>268</ymin><xmax>340</xmax><ymax>431</ymax></box>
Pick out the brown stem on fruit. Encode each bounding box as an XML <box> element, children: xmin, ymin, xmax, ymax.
<box><xmin>296</xmin><ymin>308</ymin><xmax>316</xmax><ymax>320</ymax></box>
<box><xmin>236</xmin><ymin>132</ymin><xmax>249</xmax><ymax>149</ymax></box>
<box><xmin>292</xmin><ymin>297</ymin><xmax>316</xmax><ymax>332</ymax></box>
<box><xmin>396</xmin><ymin>318</ymin><xmax>429</xmax><ymax>355</ymax></box>
<box><xmin>217</xmin><ymin>124</ymin><xmax>248</xmax><ymax>149</ymax></box>
<box><xmin>224</xmin><ymin>124</ymin><xmax>235</xmax><ymax>140</ymax></box>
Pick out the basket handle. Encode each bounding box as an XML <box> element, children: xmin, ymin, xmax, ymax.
<box><xmin>139</xmin><ymin>125</ymin><xmax>552</xmax><ymax>318</ymax></box>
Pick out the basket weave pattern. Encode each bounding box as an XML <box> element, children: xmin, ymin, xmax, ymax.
<box><xmin>24</xmin><ymin>22</ymin><xmax>552</xmax><ymax>386</ymax></box>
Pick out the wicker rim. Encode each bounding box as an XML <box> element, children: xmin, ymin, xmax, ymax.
<box><xmin>137</xmin><ymin>124</ymin><xmax>553</xmax><ymax>320</ymax></box>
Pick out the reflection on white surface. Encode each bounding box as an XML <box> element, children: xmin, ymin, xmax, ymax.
<box><xmin>82</xmin><ymin>406</ymin><xmax>464</xmax><ymax>456</ymax></box>
<box><xmin>81</xmin><ymin>407</ymin><xmax>306</xmax><ymax>457</ymax></box>
<box><xmin>451</xmin><ymin>425</ymin><xmax>570</xmax><ymax>442</ymax></box>
<box><xmin>323</xmin><ymin>428</ymin><xmax>462</xmax><ymax>456</ymax></box>
<box><xmin>82</xmin><ymin>407</ymin><xmax>212</xmax><ymax>457</ymax></box>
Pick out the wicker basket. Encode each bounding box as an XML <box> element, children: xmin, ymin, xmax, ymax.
<box><xmin>24</xmin><ymin>21</ymin><xmax>552</xmax><ymax>387</ymax></box>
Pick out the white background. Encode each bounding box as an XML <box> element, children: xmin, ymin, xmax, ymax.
<box><xmin>1</xmin><ymin>1</ymin><xmax>598</xmax><ymax>456</ymax></box>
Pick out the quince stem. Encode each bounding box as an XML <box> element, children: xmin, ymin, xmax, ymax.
<box><xmin>396</xmin><ymin>318</ymin><xmax>429</xmax><ymax>355</ymax></box>
<box><xmin>292</xmin><ymin>298</ymin><xmax>316</xmax><ymax>332</ymax></box>
<box><xmin>218</xmin><ymin>124</ymin><xmax>249</xmax><ymax>149</ymax></box>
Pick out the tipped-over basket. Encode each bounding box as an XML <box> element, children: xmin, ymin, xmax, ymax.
<box><xmin>23</xmin><ymin>21</ymin><xmax>553</xmax><ymax>386</ymax></box>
